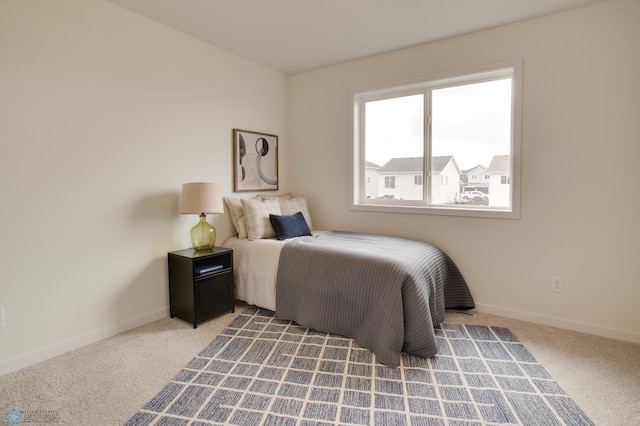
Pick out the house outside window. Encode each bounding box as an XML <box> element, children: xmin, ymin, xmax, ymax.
<box><xmin>488</xmin><ymin>155</ymin><xmax>511</xmax><ymax>207</ymax></box>
<box><xmin>461</xmin><ymin>165</ymin><xmax>490</xmax><ymax>195</ymax></box>
<box><xmin>377</xmin><ymin>156</ymin><xmax>458</xmax><ymax>202</ymax></box>
<box><xmin>352</xmin><ymin>61</ymin><xmax>521</xmax><ymax>219</ymax></box>
<box><xmin>365</xmin><ymin>161</ymin><xmax>380</xmax><ymax>199</ymax></box>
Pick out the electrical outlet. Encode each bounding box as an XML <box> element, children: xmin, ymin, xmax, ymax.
<box><xmin>0</xmin><ymin>307</ymin><xmax>5</xmax><ymax>329</ymax></box>
<box><xmin>551</xmin><ymin>276</ymin><xmax>564</xmax><ymax>293</ymax></box>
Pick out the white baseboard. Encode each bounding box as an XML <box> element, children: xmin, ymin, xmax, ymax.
<box><xmin>474</xmin><ymin>303</ymin><xmax>640</xmax><ymax>344</ymax></box>
<box><xmin>0</xmin><ymin>307</ymin><xmax>169</xmax><ymax>376</ymax></box>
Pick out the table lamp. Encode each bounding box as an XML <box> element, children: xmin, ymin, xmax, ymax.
<box><xmin>179</xmin><ymin>182</ymin><xmax>224</xmax><ymax>251</ymax></box>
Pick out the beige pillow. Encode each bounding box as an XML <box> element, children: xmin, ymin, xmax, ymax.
<box><xmin>259</xmin><ymin>193</ymin><xmax>291</xmax><ymax>201</ymax></box>
<box><xmin>224</xmin><ymin>197</ymin><xmax>252</xmax><ymax>239</ymax></box>
<box><xmin>279</xmin><ymin>195</ymin><xmax>314</xmax><ymax>230</ymax></box>
<box><xmin>241</xmin><ymin>197</ymin><xmax>282</xmax><ymax>240</ymax></box>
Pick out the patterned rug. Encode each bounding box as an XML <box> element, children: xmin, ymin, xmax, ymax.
<box><xmin>127</xmin><ymin>307</ymin><xmax>594</xmax><ymax>425</ymax></box>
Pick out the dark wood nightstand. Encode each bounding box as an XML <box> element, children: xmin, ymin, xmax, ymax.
<box><xmin>168</xmin><ymin>247</ymin><xmax>234</xmax><ymax>328</ymax></box>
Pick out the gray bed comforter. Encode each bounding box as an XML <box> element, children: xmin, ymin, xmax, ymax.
<box><xmin>275</xmin><ymin>231</ymin><xmax>474</xmax><ymax>367</ymax></box>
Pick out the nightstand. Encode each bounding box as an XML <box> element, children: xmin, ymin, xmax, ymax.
<box><xmin>168</xmin><ymin>247</ymin><xmax>235</xmax><ymax>328</ymax></box>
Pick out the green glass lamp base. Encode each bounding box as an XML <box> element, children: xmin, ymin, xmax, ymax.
<box><xmin>190</xmin><ymin>213</ymin><xmax>216</xmax><ymax>251</ymax></box>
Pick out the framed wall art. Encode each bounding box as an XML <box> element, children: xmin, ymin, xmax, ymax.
<box><xmin>232</xmin><ymin>129</ymin><xmax>278</xmax><ymax>192</ymax></box>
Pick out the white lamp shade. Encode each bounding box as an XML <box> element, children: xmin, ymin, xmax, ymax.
<box><xmin>179</xmin><ymin>182</ymin><xmax>224</xmax><ymax>214</ymax></box>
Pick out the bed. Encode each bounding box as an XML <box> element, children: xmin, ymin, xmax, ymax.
<box><xmin>223</xmin><ymin>195</ymin><xmax>474</xmax><ymax>367</ymax></box>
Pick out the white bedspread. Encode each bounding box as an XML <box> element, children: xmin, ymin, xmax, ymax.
<box><xmin>223</xmin><ymin>232</ymin><xmax>327</xmax><ymax>311</ymax></box>
<box><xmin>222</xmin><ymin>236</ymin><xmax>286</xmax><ymax>311</ymax></box>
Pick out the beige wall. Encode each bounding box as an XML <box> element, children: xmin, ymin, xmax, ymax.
<box><xmin>288</xmin><ymin>0</ymin><xmax>640</xmax><ymax>340</ymax></box>
<box><xmin>0</xmin><ymin>0</ymin><xmax>287</xmax><ymax>373</ymax></box>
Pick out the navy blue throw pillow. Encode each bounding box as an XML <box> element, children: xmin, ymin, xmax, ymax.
<box><xmin>269</xmin><ymin>211</ymin><xmax>312</xmax><ymax>240</ymax></box>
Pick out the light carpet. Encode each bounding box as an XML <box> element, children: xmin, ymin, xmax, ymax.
<box><xmin>126</xmin><ymin>307</ymin><xmax>594</xmax><ymax>425</ymax></box>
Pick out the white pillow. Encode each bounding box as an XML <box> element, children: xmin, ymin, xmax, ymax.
<box><xmin>224</xmin><ymin>197</ymin><xmax>254</xmax><ymax>239</ymax></box>
<box><xmin>279</xmin><ymin>195</ymin><xmax>314</xmax><ymax>230</ymax></box>
<box><xmin>241</xmin><ymin>197</ymin><xmax>282</xmax><ymax>240</ymax></box>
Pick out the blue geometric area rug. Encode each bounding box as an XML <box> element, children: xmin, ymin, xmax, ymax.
<box><xmin>127</xmin><ymin>307</ymin><xmax>594</xmax><ymax>425</ymax></box>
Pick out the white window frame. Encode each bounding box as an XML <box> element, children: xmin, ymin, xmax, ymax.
<box><xmin>350</xmin><ymin>60</ymin><xmax>522</xmax><ymax>219</ymax></box>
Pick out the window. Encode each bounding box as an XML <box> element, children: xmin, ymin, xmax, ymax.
<box><xmin>384</xmin><ymin>176</ymin><xmax>395</xmax><ymax>189</ymax></box>
<box><xmin>352</xmin><ymin>61</ymin><xmax>521</xmax><ymax>218</ymax></box>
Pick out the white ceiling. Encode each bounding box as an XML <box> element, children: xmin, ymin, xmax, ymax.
<box><xmin>105</xmin><ymin>0</ymin><xmax>606</xmax><ymax>75</ymax></box>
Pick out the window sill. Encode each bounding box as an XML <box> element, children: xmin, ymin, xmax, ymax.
<box><xmin>351</xmin><ymin>202</ymin><xmax>520</xmax><ymax>219</ymax></box>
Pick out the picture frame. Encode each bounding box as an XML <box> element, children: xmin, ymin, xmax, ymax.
<box><xmin>232</xmin><ymin>129</ymin><xmax>279</xmax><ymax>192</ymax></box>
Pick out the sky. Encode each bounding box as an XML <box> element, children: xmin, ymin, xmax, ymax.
<box><xmin>365</xmin><ymin>78</ymin><xmax>512</xmax><ymax>171</ymax></box>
